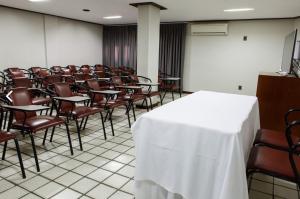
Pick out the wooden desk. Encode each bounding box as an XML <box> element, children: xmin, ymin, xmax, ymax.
<box><xmin>256</xmin><ymin>72</ymin><xmax>300</xmax><ymax>131</ymax></box>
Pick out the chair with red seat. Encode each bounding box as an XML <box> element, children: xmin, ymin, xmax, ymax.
<box><xmin>247</xmin><ymin>120</ymin><xmax>300</xmax><ymax>197</ymax></box>
<box><xmin>94</xmin><ymin>64</ymin><xmax>106</xmax><ymax>78</ymax></box>
<box><xmin>129</xmin><ymin>75</ymin><xmax>162</xmax><ymax>109</ymax></box>
<box><xmin>5</xmin><ymin>67</ymin><xmax>30</xmax><ymax>80</ymax></box>
<box><xmin>67</xmin><ymin>65</ymin><xmax>79</xmax><ymax>75</ymax></box>
<box><xmin>111</xmin><ymin>76</ymin><xmax>149</xmax><ymax>121</ymax></box>
<box><xmin>0</xmin><ymin>106</ymin><xmax>26</xmax><ymax>178</ymax></box>
<box><xmin>86</xmin><ymin>79</ymin><xmax>131</xmax><ymax>130</ymax></box>
<box><xmin>253</xmin><ymin>108</ymin><xmax>300</xmax><ymax>152</ymax></box>
<box><xmin>6</xmin><ymin>87</ymin><xmax>73</xmax><ymax>172</ymax></box>
<box><xmin>12</xmin><ymin>77</ymin><xmax>51</xmax><ymax>107</ymax></box>
<box><xmin>53</xmin><ymin>83</ymin><xmax>107</xmax><ymax>149</ymax></box>
<box><xmin>0</xmin><ymin>129</ymin><xmax>26</xmax><ymax>178</ymax></box>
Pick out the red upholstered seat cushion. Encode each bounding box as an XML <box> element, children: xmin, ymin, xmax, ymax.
<box><xmin>247</xmin><ymin>146</ymin><xmax>300</xmax><ymax>183</ymax></box>
<box><xmin>12</xmin><ymin>116</ymin><xmax>65</xmax><ymax>132</ymax></box>
<box><xmin>254</xmin><ymin>129</ymin><xmax>300</xmax><ymax>151</ymax></box>
<box><xmin>0</xmin><ymin>131</ymin><xmax>16</xmax><ymax>142</ymax></box>
<box><xmin>72</xmin><ymin>106</ymin><xmax>102</xmax><ymax>119</ymax></box>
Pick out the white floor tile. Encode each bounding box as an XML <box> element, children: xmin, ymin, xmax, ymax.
<box><xmin>51</xmin><ymin>188</ymin><xmax>82</xmax><ymax>199</ymax></box>
<box><xmin>103</xmin><ymin>174</ymin><xmax>129</xmax><ymax>189</ymax></box>
<box><xmin>87</xmin><ymin>184</ymin><xmax>116</xmax><ymax>199</ymax></box>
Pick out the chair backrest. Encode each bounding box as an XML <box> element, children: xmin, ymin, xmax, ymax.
<box><xmin>86</xmin><ymin>79</ymin><xmax>104</xmax><ymax>101</ymax></box>
<box><xmin>10</xmin><ymin>87</ymin><xmax>36</xmax><ymax>121</ymax></box>
<box><xmin>95</xmin><ymin>71</ymin><xmax>105</xmax><ymax>78</ymax></box>
<box><xmin>54</xmin><ymin>83</ymin><xmax>74</xmax><ymax>113</ymax></box>
<box><xmin>129</xmin><ymin>75</ymin><xmax>139</xmax><ymax>84</ymax></box>
<box><xmin>111</xmin><ymin>76</ymin><xmax>123</xmax><ymax>86</ymax></box>
<box><xmin>30</xmin><ymin>67</ymin><xmax>41</xmax><ymax>75</ymax></box>
<box><xmin>86</xmin><ymin>79</ymin><xmax>101</xmax><ymax>91</ymax></box>
<box><xmin>7</xmin><ymin>68</ymin><xmax>25</xmax><ymax>79</ymax></box>
<box><xmin>12</xmin><ymin>77</ymin><xmax>32</xmax><ymax>88</ymax></box>
<box><xmin>80</xmin><ymin>67</ymin><xmax>90</xmax><ymax>74</ymax></box>
<box><xmin>38</xmin><ymin>69</ymin><xmax>50</xmax><ymax>78</ymax></box>
<box><xmin>51</xmin><ymin>66</ymin><xmax>62</xmax><ymax>73</ymax></box>
<box><xmin>286</xmin><ymin>121</ymin><xmax>300</xmax><ymax>184</ymax></box>
<box><xmin>67</xmin><ymin>65</ymin><xmax>77</xmax><ymax>74</ymax></box>
<box><xmin>42</xmin><ymin>75</ymin><xmax>62</xmax><ymax>89</ymax></box>
<box><xmin>7</xmin><ymin>67</ymin><xmax>20</xmax><ymax>74</ymax></box>
<box><xmin>94</xmin><ymin>64</ymin><xmax>104</xmax><ymax>71</ymax></box>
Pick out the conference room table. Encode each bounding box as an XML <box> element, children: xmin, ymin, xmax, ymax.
<box><xmin>132</xmin><ymin>91</ymin><xmax>259</xmax><ymax>199</ymax></box>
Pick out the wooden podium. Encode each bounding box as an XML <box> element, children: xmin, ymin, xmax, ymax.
<box><xmin>256</xmin><ymin>72</ymin><xmax>300</xmax><ymax>132</ymax></box>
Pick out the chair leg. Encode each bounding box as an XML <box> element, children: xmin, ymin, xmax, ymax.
<box><xmin>145</xmin><ymin>99</ymin><xmax>149</xmax><ymax>112</ymax></box>
<box><xmin>104</xmin><ymin>111</ymin><xmax>109</xmax><ymax>122</ymax></box>
<box><xmin>83</xmin><ymin>116</ymin><xmax>89</xmax><ymax>130</ymax></box>
<box><xmin>79</xmin><ymin>118</ymin><xmax>85</xmax><ymax>130</ymax></box>
<box><xmin>14</xmin><ymin>138</ymin><xmax>26</xmax><ymax>179</ymax></box>
<box><xmin>172</xmin><ymin>91</ymin><xmax>175</xmax><ymax>101</ymax></box>
<box><xmin>126</xmin><ymin>105</ymin><xmax>131</xmax><ymax>128</ymax></box>
<box><xmin>3</xmin><ymin>111</ymin><xmax>8</xmax><ymax>129</ymax></box>
<box><xmin>65</xmin><ymin>122</ymin><xmax>73</xmax><ymax>155</ymax></box>
<box><xmin>29</xmin><ymin>134</ymin><xmax>40</xmax><ymax>172</ymax></box>
<box><xmin>50</xmin><ymin>127</ymin><xmax>55</xmax><ymax>142</ymax></box>
<box><xmin>132</xmin><ymin>103</ymin><xmax>137</xmax><ymax>121</ymax></box>
<box><xmin>109</xmin><ymin>110</ymin><xmax>115</xmax><ymax>137</ymax></box>
<box><xmin>2</xmin><ymin>141</ymin><xmax>8</xmax><ymax>160</ymax></box>
<box><xmin>42</xmin><ymin>128</ymin><xmax>49</xmax><ymax>145</ymax></box>
<box><xmin>159</xmin><ymin>94</ymin><xmax>163</xmax><ymax>106</ymax></box>
<box><xmin>75</xmin><ymin>120</ymin><xmax>83</xmax><ymax>151</ymax></box>
<box><xmin>99</xmin><ymin>112</ymin><xmax>107</xmax><ymax>140</ymax></box>
<box><xmin>149</xmin><ymin>97</ymin><xmax>153</xmax><ymax>110</ymax></box>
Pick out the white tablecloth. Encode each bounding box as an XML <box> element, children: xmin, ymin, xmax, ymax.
<box><xmin>132</xmin><ymin>91</ymin><xmax>260</xmax><ymax>199</ymax></box>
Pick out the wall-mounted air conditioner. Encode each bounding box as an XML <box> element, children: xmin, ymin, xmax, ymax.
<box><xmin>191</xmin><ymin>23</ymin><xmax>228</xmax><ymax>36</ymax></box>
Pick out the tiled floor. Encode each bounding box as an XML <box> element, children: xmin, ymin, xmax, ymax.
<box><xmin>0</xmin><ymin>93</ymin><xmax>299</xmax><ymax>199</ymax></box>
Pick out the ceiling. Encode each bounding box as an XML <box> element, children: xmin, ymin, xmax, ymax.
<box><xmin>0</xmin><ymin>0</ymin><xmax>299</xmax><ymax>25</ymax></box>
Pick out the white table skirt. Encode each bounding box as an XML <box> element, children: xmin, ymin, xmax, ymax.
<box><xmin>132</xmin><ymin>91</ymin><xmax>260</xmax><ymax>199</ymax></box>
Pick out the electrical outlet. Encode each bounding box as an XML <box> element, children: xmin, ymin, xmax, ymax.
<box><xmin>238</xmin><ymin>85</ymin><xmax>243</xmax><ymax>90</ymax></box>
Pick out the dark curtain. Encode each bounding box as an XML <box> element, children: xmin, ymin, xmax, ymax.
<box><xmin>159</xmin><ymin>23</ymin><xmax>186</xmax><ymax>79</ymax></box>
<box><xmin>102</xmin><ymin>23</ymin><xmax>186</xmax><ymax>78</ymax></box>
<box><xmin>103</xmin><ymin>25</ymin><xmax>137</xmax><ymax>70</ymax></box>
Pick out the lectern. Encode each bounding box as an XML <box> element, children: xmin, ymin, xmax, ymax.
<box><xmin>256</xmin><ymin>72</ymin><xmax>300</xmax><ymax>131</ymax></box>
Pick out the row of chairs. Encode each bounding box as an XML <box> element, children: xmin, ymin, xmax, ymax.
<box><xmin>0</xmin><ymin>65</ymin><xmax>181</xmax><ymax>102</ymax></box>
<box><xmin>247</xmin><ymin>109</ymin><xmax>300</xmax><ymax>197</ymax></box>
<box><xmin>0</xmin><ymin>64</ymin><xmax>180</xmax><ymax>179</ymax></box>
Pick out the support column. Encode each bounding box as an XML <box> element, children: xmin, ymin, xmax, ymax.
<box><xmin>131</xmin><ymin>2</ymin><xmax>166</xmax><ymax>85</ymax></box>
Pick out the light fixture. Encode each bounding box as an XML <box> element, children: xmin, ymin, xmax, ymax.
<box><xmin>103</xmin><ymin>16</ymin><xmax>122</xmax><ymax>19</ymax></box>
<box><xmin>224</xmin><ymin>8</ymin><xmax>254</xmax><ymax>12</ymax></box>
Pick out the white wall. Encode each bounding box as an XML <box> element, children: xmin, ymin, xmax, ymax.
<box><xmin>0</xmin><ymin>7</ymin><xmax>46</xmax><ymax>70</ymax></box>
<box><xmin>0</xmin><ymin>7</ymin><xmax>103</xmax><ymax>70</ymax></box>
<box><xmin>45</xmin><ymin>16</ymin><xmax>103</xmax><ymax>66</ymax></box>
<box><xmin>183</xmin><ymin>19</ymin><xmax>295</xmax><ymax>95</ymax></box>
